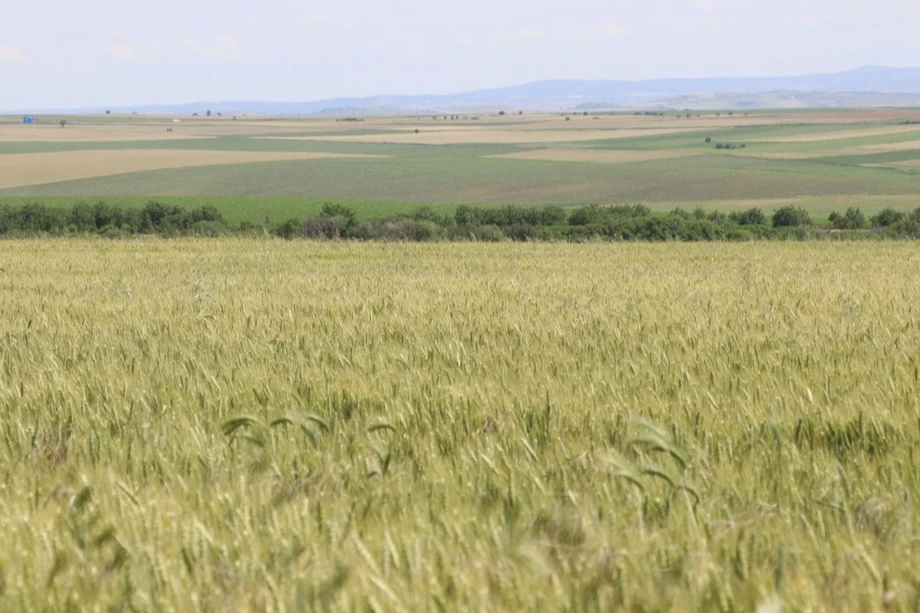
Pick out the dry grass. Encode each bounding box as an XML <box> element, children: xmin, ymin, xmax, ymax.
<box><xmin>0</xmin><ymin>150</ymin><xmax>385</xmax><ymax>189</ymax></box>
<box><xmin>487</xmin><ymin>148</ymin><xmax>700</xmax><ymax>164</ymax></box>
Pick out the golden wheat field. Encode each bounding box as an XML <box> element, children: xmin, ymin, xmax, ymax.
<box><xmin>1</xmin><ymin>239</ymin><xmax>919</xmax><ymax>611</ymax></box>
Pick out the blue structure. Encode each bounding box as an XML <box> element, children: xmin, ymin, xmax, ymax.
<box><xmin>22</xmin><ymin>116</ymin><xmax>35</xmax><ymax>124</ymax></box>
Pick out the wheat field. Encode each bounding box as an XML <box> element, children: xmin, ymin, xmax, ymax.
<box><xmin>0</xmin><ymin>239</ymin><xmax>918</xmax><ymax>611</ymax></box>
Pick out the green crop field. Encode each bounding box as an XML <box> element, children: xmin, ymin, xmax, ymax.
<box><xmin>1</xmin><ymin>240</ymin><xmax>919</xmax><ymax>610</ymax></box>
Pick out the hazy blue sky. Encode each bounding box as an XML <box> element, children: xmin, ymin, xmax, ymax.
<box><xmin>2</xmin><ymin>0</ymin><xmax>918</xmax><ymax>110</ymax></box>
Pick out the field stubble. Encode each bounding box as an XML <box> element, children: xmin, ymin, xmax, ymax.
<box><xmin>0</xmin><ymin>240</ymin><xmax>919</xmax><ymax>610</ymax></box>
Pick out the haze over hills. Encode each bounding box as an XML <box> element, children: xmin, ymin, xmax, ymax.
<box><xmin>14</xmin><ymin>66</ymin><xmax>920</xmax><ymax>116</ymax></box>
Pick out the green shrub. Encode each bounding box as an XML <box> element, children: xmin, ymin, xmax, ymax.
<box><xmin>320</xmin><ymin>203</ymin><xmax>357</xmax><ymax>233</ymax></box>
<box><xmin>539</xmin><ymin>205</ymin><xmax>567</xmax><ymax>226</ymax></box>
<box><xmin>504</xmin><ymin>224</ymin><xmax>534</xmax><ymax>241</ymax></box>
<box><xmin>274</xmin><ymin>218</ymin><xmax>303</xmax><ymax>240</ymax></box>
<box><xmin>828</xmin><ymin>208</ymin><xmax>866</xmax><ymax>230</ymax></box>
<box><xmin>409</xmin><ymin>206</ymin><xmax>453</xmax><ymax>227</ymax></box>
<box><xmin>449</xmin><ymin>224</ymin><xmax>506</xmax><ymax>242</ymax></box>
<box><xmin>358</xmin><ymin>219</ymin><xmax>444</xmax><ymax>241</ymax></box>
<box><xmin>871</xmin><ymin>208</ymin><xmax>906</xmax><ymax>227</ymax></box>
<box><xmin>772</xmin><ymin>205</ymin><xmax>812</xmax><ymax>228</ymax></box>
<box><xmin>568</xmin><ymin>204</ymin><xmax>650</xmax><ymax>226</ymax></box>
<box><xmin>729</xmin><ymin>208</ymin><xmax>766</xmax><ymax>226</ymax></box>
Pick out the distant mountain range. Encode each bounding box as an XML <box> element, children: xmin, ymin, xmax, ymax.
<box><xmin>25</xmin><ymin>66</ymin><xmax>920</xmax><ymax>115</ymax></box>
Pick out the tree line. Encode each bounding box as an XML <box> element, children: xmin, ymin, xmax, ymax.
<box><xmin>2</xmin><ymin>200</ymin><xmax>920</xmax><ymax>241</ymax></box>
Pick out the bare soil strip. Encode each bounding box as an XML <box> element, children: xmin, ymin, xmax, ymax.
<box><xmin>0</xmin><ymin>150</ymin><xmax>384</xmax><ymax>189</ymax></box>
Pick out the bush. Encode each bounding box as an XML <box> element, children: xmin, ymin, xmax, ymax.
<box><xmin>504</xmin><ymin>224</ymin><xmax>534</xmax><ymax>241</ymax></box>
<box><xmin>409</xmin><ymin>206</ymin><xmax>453</xmax><ymax>227</ymax></box>
<box><xmin>16</xmin><ymin>203</ymin><xmax>66</xmax><ymax>233</ymax></box>
<box><xmin>568</xmin><ymin>204</ymin><xmax>651</xmax><ymax>226</ymax></box>
<box><xmin>320</xmin><ymin>203</ymin><xmax>357</xmax><ymax>234</ymax></box>
<box><xmin>538</xmin><ymin>205</ymin><xmax>567</xmax><ymax>226</ymax></box>
<box><xmin>358</xmin><ymin>219</ymin><xmax>444</xmax><ymax>241</ymax></box>
<box><xmin>772</xmin><ymin>205</ymin><xmax>812</xmax><ymax>228</ymax></box>
<box><xmin>724</xmin><ymin>228</ymin><xmax>754</xmax><ymax>242</ymax></box>
<box><xmin>449</xmin><ymin>224</ymin><xmax>506</xmax><ymax>242</ymax></box>
<box><xmin>454</xmin><ymin>205</ymin><xmax>482</xmax><ymax>226</ymax></box>
<box><xmin>870</xmin><ymin>208</ymin><xmax>905</xmax><ymax>227</ymax></box>
<box><xmin>828</xmin><ymin>208</ymin><xmax>866</xmax><ymax>230</ymax></box>
<box><xmin>729</xmin><ymin>208</ymin><xmax>766</xmax><ymax>226</ymax></box>
<box><xmin>274</xmin><ymin>218</ymin><xmax>303</xmax><ymax>240</ymax></box>
<box><xmin>303</xmin><ymin>217</ymin><xmax>344</xmax><ymax>239</ymax></box>
<box><xmin>189</xmin><ymin>220</ymin><xmax>226</xmax><ymax>237</ymax></box>
<box><xmin>884</xmin><ymin>218</ymin><xmax>920</xmax><ymax>239</ymax></box>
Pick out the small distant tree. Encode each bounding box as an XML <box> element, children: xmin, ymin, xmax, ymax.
<box><xmin>499</xmin><ymin>110</ymin><xmax>505</xmax><ymax>116</ymax></box>
<box><xmin>105</xmin><ymin>110</ymin><xmax>111</xmax><ymax>114</ymax></box>
<box><xmin>320</xmin><ymin>203</ymin><xmax>357</xmax><ymax>233</ymax></box>
<box><xmin>870</xmin><ymin>207</ymin><xmax>905</xmax><ymax>227</ymax></box>
<box><xmin>828</xmin><ymin>207</ymin><xmax>866</xmax><ymax>230</ymax></box>
<box><xmin>60</xmin><ymin>120</ymin><xmax>67</xmax><ymax>128</ymax></box>
<box><xmin>772</xmin><ymin>205</ymin><xmax>811</xmax><ymax>228</ymax></box>
<box><xmin>705</xmin><ymin>137</ymin><xmax>711</xmax><ymax>143</ymax></box>
<box><xmin>206</xmin><ymin>110</ymin><xmax>212</xmax><ymax>117</ymax></box>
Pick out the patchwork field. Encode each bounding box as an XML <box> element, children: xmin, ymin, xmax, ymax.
<box><xmin>0</xmin><ymin>150</ymin><xmax>385</xmax><ymax>189</ymax></box>
<box><xmin>1</xmin><ymin>107</ymin><xmax>920</xmax><ymax>220</ymax></box>
<box><xmin>2</xmin><ymin>240</ymin><xmax>919</xmax><ymax>610</ymax></box>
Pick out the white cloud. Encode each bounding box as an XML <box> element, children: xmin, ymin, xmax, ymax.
<box><xmin>0</xmin><ymin>43</ymin><xmax>26</xmax><ymax>63</ymax></box>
